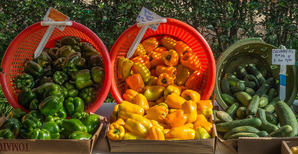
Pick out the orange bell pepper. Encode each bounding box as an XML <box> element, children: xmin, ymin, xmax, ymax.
<box><xmin>150</xmin><ymin>69</ymin><xmax>157</xmax><ymax>77</ymax></box>
<box><xmin>148</xmin><ymin>52</ymin><xmax>165</xmax><ymax>68</ymax></box>
<box><xmin>185</xmin><ymin>70</ymin><xmax>203</xmax><ymax>91</ymax></box>
<box><xmin>165</xmin><ymin>93</ymin><xmax>186</xmax><ymax>109</ymax></box>
<box><xmin>165</xmin><ymin>125</ymin><xmax>195</xmax><ymax>140</ymax></box>
<box><xmin>107</xmin><ymin>123</ymin><xmax>125</xmax><ymax>140</ymax></box>
<box><xmin>181</xmin><ymin>89</ymin><xmax>201</xmax><ymax>102</ymax></box>
<box><xmin>142</xmin><ymin>37</ymin><xmax>159</xmax><ymax>53</ymax></box>
<box><xmin>161</xmin><ymin>35</ymin><xmax>177</xmax><ymax>50</ymax></box>
<box><xmin>184</xmin><ymin>123</ymin><xmax>194</xmax><ymax>129</ymax></box>
<box><xmin>156</xmin><ymin>65</ymin><xmax>177</xmax><ymax>78</ymax></box>
<box><xmin>155</xmin><ymin>97</ymin><xmax>165</xmax><ymax>104</ymax></box>
<box><xmin>193</xmin><ymin>114</ymin><xmax>213</xmax><ymax>134</ymax></box>
<box><xmin>132</xmin><ymin>94</ymin><xmax>149</xmax><ymax>110</ymax></box>
<box><xmin>181</xmin><ymin>100</ymin><xmax>197</xmax><ymax>123</ymax></box>
<box><xmin>161</xmin><ymin>49</ymin><xmax>179</xmax><ymax>67</ymax></box>
<box><xmin>165</xmin><ymin>109</ymin><xmax>187</xmax><ymax>128</ymax></box>
<box><xmin>148</xmin><ymin>101</ymin><xmax>157</xmax><ymax>107</ymax></box>
<box><xmin>147</xmin><ymin>126</ymin><xmax>165</xmax><ymax>140</ymax></box>
<box><xmin>154</xmin><ymin>47</ymin><xmax>167</xmax><ymax>53</ymax></box>
<box><xmin>146</xmin><ymin>76</ymin><xmax>157</xmax><ymax>86</ymax></box>
<box><xmin>132</xmin><ymin>55</ymin><xmax>151</xmax><ymax>69</ymax></box>
<box><xmin>145</xmin><ymin>105</ymin><xmax>168</xmax><ymax>124</ymax></box>
<box><xmin>126</xmin><ymin>74</ymin><xmax>145</xmax><ymax>93</ymax></box>
<box><xmin>132</xmin><ymin>43</ymin><xmax>146</xmax><ymax>57</ymax></box>
<box><xmin>175</xmin><ymin>41</ymin><xmax>193</xmax><ymax>57</ymax></box>
<box><xmin>118</xmin><ymin>101</ymin><xmax>145</xmax><ymax>120</ymax></box>
<box><xmin>180</xmin><ymin>52</ymin><xmax>201</xmax><ymax>71</ymax></box>
<box><xmin>157</xmin><ymin>73</ymin><xmax>174</xmax><ymax>87</ymax></box>
<box><xmin>164</xmin><ymin>85</ymin><xmax>181</xmax><ymax>98</ymax></box>
<box><xmin>197</xmin><ymin>100</ymin><xmax>213</xmax><ymax>118</ymax></box>
<box><xmin>150</xmin><ymin>120</ymin><xmax>164</xmax><ymax>130</ymax></box>
<box><xmin>123</xmin><ymin>89</ymin><xmax>138</xmax><ymax>102</ymax></box>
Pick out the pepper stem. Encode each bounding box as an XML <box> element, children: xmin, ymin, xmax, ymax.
<box><xmin>113</xmin><ymin>128</ymin><xmax>120</xmax><ymax>135</ymax></box>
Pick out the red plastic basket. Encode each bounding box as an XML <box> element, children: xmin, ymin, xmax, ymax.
<box><xmin>110</xmin><ymin>18</ymin><xmax>216</xmax><ymax>103</ymax></box>
<box><xmin>0</xmin><ymin>21</ymin><xmax>111</xmax><ymax>113</ymax></box>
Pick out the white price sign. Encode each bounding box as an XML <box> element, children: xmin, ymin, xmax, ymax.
<box><xmin>136</xmin><ymin>7</ymin><xmax>163</xmax><ymax>31</ymax></box>
<box><xmin>272</xmin><ymin>49</ymin><xmax>295</xmax><ymax>65</ymax></box>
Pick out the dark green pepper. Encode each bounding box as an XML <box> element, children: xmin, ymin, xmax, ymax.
<box><xmin>91</xmin><ymin>66</ymin><xmax>105</xmax><ymax>84</ymax></box>
<box><xmin>61</xmin><ymin>85</ymin><xmax>69</xmax><ymax>98</ymax></box>
<box><xmin>40</xmin><ymin>122</ymin><xmax>60</xmax><ymax>139</ymax></box>
<box><xmin>36</xmin><ymin>76</ymin><xmax>53</xmax><ymax>87</ymax></box>
<box><xmin>72</xmin><ymin>112</ymin><xmax>89</xmax><ymax>120</ymax></box>
<box><xmin>18</xmin><ymin>87</ymin><xmax>36</xmax><ymax>109</ymax></box>
<box><xmin>62</xmin><ymin>52</ymin><xmax>82</xmax><ymax>74</ymax></box>
<box><xmin>56</xmin><ymin>45</ymin><xmax>75</xmax><ymax>58</ymax></box>
<box><xmin>60</xmin><ymin>119</ymin><xmax>88</xmax><ymax>138</ymax></box>
<box><xmin>64</xmin><ymin>82</ymin><xmax>79</xmax><ymax>97</ymax></box>
<box><xmin>0</xmin><ymin>129</ymin><xmax>14</xmax><ymax>139</ymax></box>
<box><xmin>65</xmin><ymin>97</ymin><xmax>85</xmax><ymax>116</ymax></box>
<box><xmin>43</xmin><ymin>65</ymin><xmax>53</xmax><ymax>76</ymax></box>
<box><xmin>88</xmin><ymin>54</ymin><xmax>103</xmax><ymax>68</ymax></box>
<box><xmin>22</xmin><ymin>110</ymin><xmax>43</xmax><ymax>121</ymax></box>
<box><xmin>69</xmin><ymin>131</ymin><xmax>92</xmax><ymax>140</ymax></box>
<box><xmin>7</xmin><ymin>108</ymin><xmax>27</xmax><ymax>121</ymax></box>
<box><xmin>28</xmin><ymin>128</ymin><xmax>51</xmax><ymax>139</ymax></box>
<box><xmin>33</xmin><ymin>51</ymin><xmax>52</xmax><ymax>68</ymax></box>
<box><xmin>61</xmin><ymin>36</ymin><xmax>80</xmax><ymax>46</ymax></box>
<box><xmin>14</xmin><ymin>73</ymin><xmax>35</xmax><ymax>89</ymax></box>
<box><xmin>29</xmin><ymin>99</ymin><xmax>39</xmax><ymax>111</ymax></box>
<box><xmin>53</xmin><ymin>71</ymin><xmax>68</xmax><ymax>85</ymax></box>
<box><xmin>0</xmin><ymin>118</ymin><xmax>21</xmax><ymax>138</ymax></box>
<box><xmin>24</xmin><ymin>60</ymin><xmax>43</xmax><ymax>78</ymax></box>
<box><xmin>39</xmin><ymin>95</ymin><xmax>64</xmax><ymax>117</ymax></box>
<box><xmin>81</xmin><ymin>44</ymin><xmax>99</xmax><ymax>59</ymax></box>
<box><xmin>52</xmin><ymin>57</ymin><xmax>66</xmax><ymax>71</ymax></box>
<box><xmin>78</xmin><ymin>57</ymin><xmax>87</xmax><ymax>69</ymax></box>
<box><xmin>80</xmin><ymin>87</ymin><xmax>96</xmax><ymax>105</ymax></box>
<box><xmin>74</xmin><ymin>69</ymin><xmax>94</xmax><ymax>90</ymax></box>
<box><xmin>48</xmin><ymin>47</ymin><xmax>59</xmax><ymax>60</ymax></box>
<box><xmin>81</xmin><ymin>114</ymin><xmax>100</xmax><ymax>135</ymax></box>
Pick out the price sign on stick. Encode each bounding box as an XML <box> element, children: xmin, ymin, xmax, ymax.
<box><xmin>272</xmin><ymin>47</ymin><xmax>296</xmax><ymax>101</ymax></box>
<box><xmin>126</xmin><ymin>7</ymin><xmax>166</xmax><ymax>59</ymax></box>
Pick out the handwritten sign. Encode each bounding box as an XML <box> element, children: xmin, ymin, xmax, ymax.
<box><xmin>43</xmin><ymin>7</ymin><xmax>70</xmax><ymax>31</ymax></box>
<box><xmin>136</xmin><ymin>7</ymin><xmax>162</xmax><ymax>31</ymax></box>
<box><xmin>272</xmin><ymin>49</ymin><xmax>295</xmax><ymax>65</ymax></box>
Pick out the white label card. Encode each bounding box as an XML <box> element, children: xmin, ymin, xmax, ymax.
<box><xmin>43</xmin><ymin>7</ymin><xmax>70</xmax><ymax>31</ymax></box>
<box><xmin>136</xmin><ymin>7</ymin><xmax>162</xmax><ymax>31</ymax></box>
<box><xmin>272</xmin><ymin>49</ymin><xmax>296</xmax><ymax>65</ymax></box>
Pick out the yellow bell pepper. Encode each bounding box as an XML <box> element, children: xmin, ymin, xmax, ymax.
<box><xmin>132</xmin><ymin>94</ymin><xmax>149</xmax><ymax>110</ymax></box>
<box><xmin>181</xmin><ymin>100</ymin><xmax>197</xmax><ymax>123</ymax></box>
<box><xmin>164</xmin><ymin>85</ymin><xmax>181</xmax><ymax>98</ymax></box>
<box><xmin>291</xmin><ymin>146</ymin><xmax>298</xmax><ymax>154</ymax></box>
<box><xmin>165</xmin><ymin>125</ymin><xmax>195</xmax><ymax>140</ymax></box>
<box><xmin>195</xmin><ymin>127</ymin><xmax>211</xmax><ymax>139</ymax></box>
<box><xmin>169</xmin><ymin>109</ymin><xmax>177</xmax><ymax>113</ymax></box>
<box><xmin>161</xmin><ymin>35</ymin><xmax>177</xmax><ymax>50</ymax></box>
<box><xmin>163</xmin><ymin>129</ymin><xmax>170</xmax><ymax>135</ymax></box>
<box><xmin>113</xmin><ymin>118</ymin><xmax>125</xmax><ymax>126</ymax></box>
<box><xmin>123</xmin><ymin>89</ymin><xmax>138</xmax><ymax>102</ymax></box>
<box><xmin>142</xmin><ymin>37</ymin><xmax>159</xmax><ymax>53</ymax></box>
<box><xmin>133</xmin><ymin>43</ymin><xmax>146</xmax><ymax>57</ymax></box>
<box><xmin>118</xmin><ymin>101</ymin><xmax>145</xmax><ymax>120</ymax></box>
<box><xmin>165</xmin><ymin>109</ymin><xmax>187</xmax><ymax>128</ymax></box>
<box><xmin>193</xmin><ymin>114</ymin><xmax>213</xmax><ymax>134</ymax></box>
<box><xmin>147</xmin><ymin>126</ymin><xmax>165</xmax><ymax>140</ymax></box>
<box><xmin>181</xmin><ymin>90</ymin><xmax>201</xmax><ymax>102</ymax></box>
<box><xmin>197</xmin><ymin>100</ymin><xmax>213</xmax><ymax>118</ymax></box>
<box><xmin>145</xmin><ymin>105</ymin><xmax>168</xmax><ymax>124</ymax></box>
<box><xmin>123</xmin><ymin>132</ymin><xmax>145</xmax><ymax>140</ymax></box>
<box><xmin>107</xmin><ymin>123</ymin><xmax>125</xmax><ymax>140</ymax></box>
<box><xmin>184</xmin><ymin>123</ymin><xmax>194</xmax><ymax>129</ymax></box>
<box><xmin>150</xmin><ymin>120</ymin><xmax>164</xmax><ymax>130</ymax></box>
<box><xmin>124</xmin><ymin>114</ymin><xmax>152</xmax><ymax>137</ymax></box>
<box><xmin>157</xmin><ymin>73</ymin><xmax>174</xmax><ymax>87</ymax></box>
<box><xmin>156</xmin><ymin>65</ymin><xmax>177</xmax><ymax>78</ymax></box>
<box><xmin>165</xmin><ymin>93</ymin><xmax>186</xmax><ymax>109</ymax></box>
<box><xmin>110</xmin><ymin>104</ymin><xmax>119</xmax><ymax>122</ymax></box>
<box><xmin>117</xmin><ymin>57</ymin><xmax>133</xmax><ymax>80</ymax></box>
<box><xmin>156</xmin><ymin>102</ymin><xmax>169</xmax><ymax>109</ymax></box>
<box><xmin>161</xmin><ymin>49</ymin><xmax>179</xmax><ymax>67</ymax></box>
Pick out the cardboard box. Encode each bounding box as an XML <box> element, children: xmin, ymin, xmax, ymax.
<box><xmin>281</xmin><ymin>140</ymin><xmax>298</xmax><ymax>154</ymax></box>
<box><xmin>106</xmin><ymin>116</ymin><xmax>217</xmax><ymax>154</ymax></box>
<box><xmin>0</xmin><ymin>115</ymin><xmax>105</xmax><ymax>154</ymax></box>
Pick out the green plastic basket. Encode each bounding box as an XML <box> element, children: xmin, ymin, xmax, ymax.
<box><xmin>214</xmin><ymin>38</ymin><xmax>297</xmax><ymax>110</ymax></box>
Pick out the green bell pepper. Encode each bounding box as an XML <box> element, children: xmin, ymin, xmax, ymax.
<box><xmin>18</xmin><ymin>87</ymin><xmax>36</xmax><ymax>109</ymax></box>
<box><xmin>40</xmin><ymin>122</ymin><xmax>60</xmax><ymax>139</ymax></box>
<box><xmin>7</xmin><ymin>108</ymin><xmax>26</xmax><ymax>121</ymax></box>
<box><xmin>22</xmin><ymin>110</ymin><xmax>43</xmax><ymax>121</ymax></box>
<box><xmin>56</xmin><ymin>45</ymin><xmax>75</xmax><ymax>58</ymax></box>
<box><xmin>74</xmin><ymin>69</ymin><xmax>94</xmax><ymax>90</ymax></box>
<box><xmin>29</xmin><ymin>99</ymin><xmax>39</xmax><ymax>110</ymax></box>
<box><xmin>80</xmin><ymin>43</ymin><xmax>99</xmax><ymax>59</ymax></box>
<box><xmin>22</xmin><ymin>116</ymin><xmax>42</xmax><ymax>132</ymax></box>
<box><xmin>62</xmin><ymin>52</ymin><xmax>82</xmax><ymax>73</ymax></box>
<box><xmin>0</xmin><ymin>118</ymin><xmax>21</xmax><ymax>138</ymax></box>
<box><xmin>44</xmin><ymin>116</ymin><xmax>63</xmax><ymax>126</ymax></box>
<box><xmin>61</xmin><ymin>85</ymin><xmax>69</xmax><ymax>98</ymax></box>
<box><xmin>52</xmin><ymin>57</ymin><xmax>66</xmax><ymax>71</ymax></box>
<box><xmin>69</xmin><ymin>131</ymin><xmax>92</xmax><ymax>140</ymax></box>
<box><xmin>91</xmin><ymin>66</ymin><xmax>105</xmax><ymax>84</ymax></box>
<box><xmin>80</xmin><ymin>87</ymin><xmax>96</xmax><ymax>105</ymax></box>
<box><xmin>72</xmin><ymin>112</ymin><xmax>89</xmax><ymax>120</ymax></box>
<box><xmin>48</xmin><ymin>47</ymin><xmax>59</xmax><ymax>60</ymax></box>
<box><xmin>39</xmin><ymin>95</ymin><xmax>64</xmax><ymax>117</ymax></box>
<box><xmin>36</xmin><ymin>76</ymin><xmax>53</xmax><ymax>87</ymax></box>
<box><xmin>43</xmin><ymin>83</ymin><xmax>64</xmax><ymax>101</ymax></box>
<box><xmin>53</xmin><ymin>71</ymin><xmax>68</xmax><ymax>85</ymax></box>
<box><xmin>60</xmin><ymin>119</ymin><xmax>87</xmax><ymax>138</ymax></box>
<box><xmin>28</xmin><ymin>128</ymin><xmax>51</xmax><ymax>139</ymax></box>
<box><xmin>61</xmin><ymin>36</ymin><xmax>80</xmax><ymax>46</ymax></box>
<box><xmin>64</xmin><ymin>82</ymin><xmax>79</xmax><ymax>98</ymax></box>
<box><xmin>65</xmin><ymin>97</ymin><xmax>85</xmax><ymax>116</ymax></box>
<box><xmin>23</xmin><ymin>60</ymin><xmax>43</xmax><ymax>78</ymax></box>
<box><xmin>14</xmin><ymin>73</ymin><xmax>35</xmax><ymax>89</ymax></box>
<box><xmin>0</xmin><ymin>129</ymin><xmax>14</xmax><ymax>139</ymax></box>
<box><xmin>33</xmin><ymin>51</ymin><xmax>52</xmax><ymax>68</ymax></box>
<box><xmin>81</xmin><ymin>114</ymin><xmax>100</xmax><ymax>135</ymax></box>
<box><xmin>54</xmin><ymin>106</ymin><xmax>67</xmax><ymax>119</ymax></box>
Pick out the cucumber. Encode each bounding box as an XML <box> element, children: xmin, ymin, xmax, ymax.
<box><xmin>216</xmin><ymin>111</ymin><xmax>233</xmax><ymax>122</ymax></box>
<box><xmin>265</xmin><ymin>111</ymin><xmax>278</xmax><ymax>125</ymax></box>
<box><xmin>236</xmin><ymin>106</ymin><xmax>247</xmax><ymax>119</ymax></box>
<box><xmin>214</xmin><ymin>110</ymin><xmax>222</xmax><ymax>124</ymax></box>
<box><xmin>267</xmin><ymin>88</ymin><xmax>277</xmax><ymax>102</ymax></box>
<box><xmin>221</xmin><ymin>94</ymin><xmax>238</xmax><ymax>106</ymax></box>
<box><xmin>264</xmin><ymin>78</ymin><xmax>276</xmax><ymax>89</ymax></box>
<box><xmin>234</xmin><ymin>92</ymin><xmax>252</xmax><ymax>107</ymax></box>
<box><xmin>233</xmin><ymin>81</ymin><xmax>246</xmax><ymax>92</ymax></box>
<box><xmin>275</xmin><ymin>101</ymin><xmax>298</xmax><ymax>137</ymax></box>
<box><xmin>227</xmin><ymin>133</ymin><xmax>259</xmax><ymax>140</ymax></box>
<box><xmin>223</xmin><ymin>126</ymin><xmax>259</xmax><ymax>140</ymax></box>
<box><xmin>216</xmin><ymin>117</ymin><xmax>262</xmax><ymax>133</ymax></box>
<box><xmin>244</xmin><ymin>74</ymin><xmax>260</xmax><ymax>88</ymax></box>
<box><xmin>225</xmin><ymin>103</ymin><xmax>239</xmax><ymax>118</ymax></box>
<box><xmin>246</xmin><ymin>95</ymin><xmax>260</xmax><ymax>115</ymax></box>
<box><xmin>244</xmin><ymin>81</ymin><xmax>256</xmax><ymax>90</ymax></box>
<box><xmin>226</xmin><ymin>76</ymin><xmax>240</xmax><ymax>87</ymax></box>
<box><xmin>221</xmin><ymin>78</ymin><xmax>233</xmax><ymax>95</ymax></box>
<box><xmin>236</xmin><ymin>66</ymin><xmax>248</xmax><ymax>79</ymax></box>
<box><xmin>246</xmin><ymin>64</ymin><xmax>266</xmax><ymax>85</ymax></box>
<box><xmin>257</xmin><ymin>131</ymin><xmax>268</xmax><ymax>137</ymax></box>
<box><xmin>264</xmin><ymin>97</ymin><xmax>280</xmax><ymax>113</ymax></box>
<box><xmin>225</xmin><ymin>73</ymin><xmax>237</xmax><ymax>78</ymax></box>
<box><xmin>259</xmin><ymin>96</ymin><xmax>269</xmax><ymax>108</ymax></box>
<box><xmin>256</xmin><ymin>108</ymin><xmax>278</xmax><ymax>134</ymax></box>
<box><xmin>255</xmin><ymin>83</ymin><xmax>270</xmax><ymax>96</ymax></box>
<box><xmin>267</xmin><ymin>125</ymin><xmax>293</xmax><ymax>137</ymax></box>
<box><xmin>245</xmin><ymin>87</ymin><xmax>255</xmax><ymax>96</ymax></box>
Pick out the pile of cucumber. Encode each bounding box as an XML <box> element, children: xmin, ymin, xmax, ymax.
<box><xmin>216</xmin><ymin>64</ymin><xmax>298</xmax><ymax>139</ymax></box>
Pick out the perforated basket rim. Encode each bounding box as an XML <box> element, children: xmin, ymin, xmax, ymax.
<box><xmin>109</xmin><ymin>18</ymin><xmax>216</xmax><ymax>104</ymax></box>
<box><xmin>0</xmin><ymin>21</ymin><xmax>112</xmax><ymax>113</ymax></box>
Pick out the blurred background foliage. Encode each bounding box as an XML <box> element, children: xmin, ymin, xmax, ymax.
<box><xmin>0</xmin><ymin>0</ymin><xmax>297</xmax><ymax>115</ymax></box>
